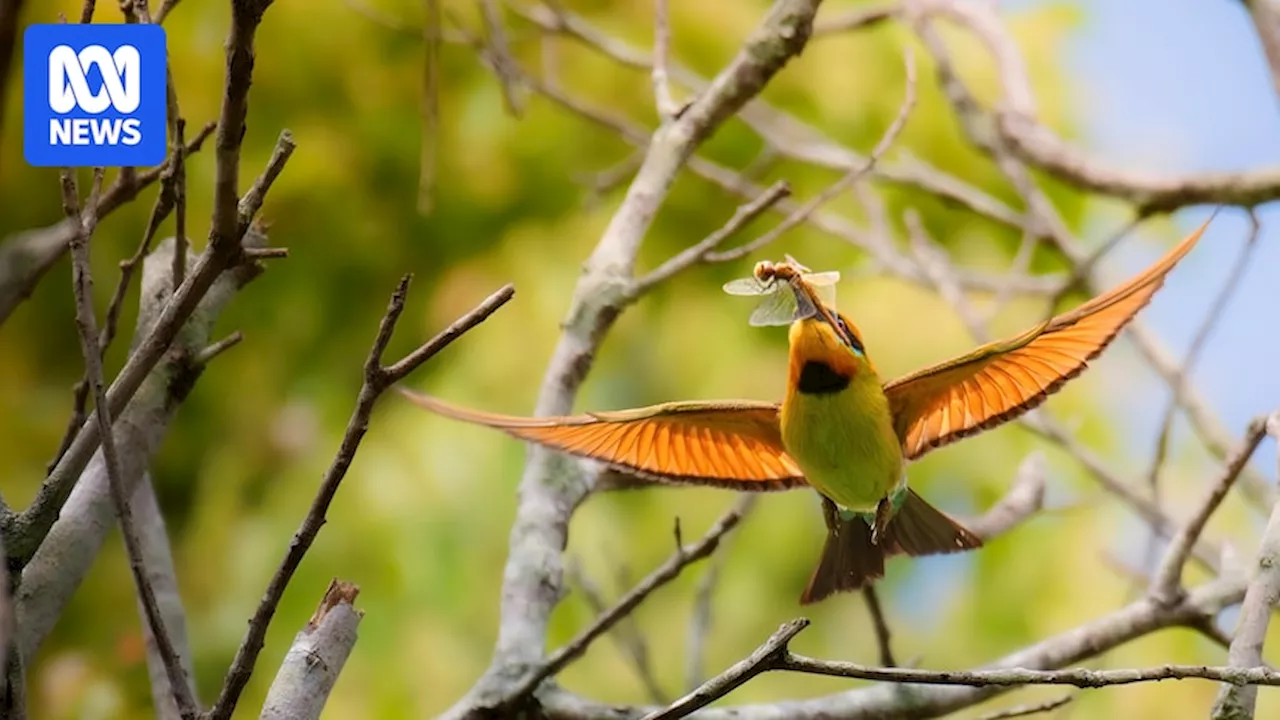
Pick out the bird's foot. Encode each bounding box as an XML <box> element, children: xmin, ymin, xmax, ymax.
<box><xmin>870</xmin><ymin>497</ymin><xmax>893</xmax><ymax>546</ymax></box>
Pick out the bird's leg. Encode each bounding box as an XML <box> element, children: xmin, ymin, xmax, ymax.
<box><xmin>870</xmin><ymin>496</ymin><xmax>893</xmax><ymax>546</ymax></box>
<box><xmin>820</xmin><ymin>495</ymin><xmax>842</xmax><ymax>536</ymax></box>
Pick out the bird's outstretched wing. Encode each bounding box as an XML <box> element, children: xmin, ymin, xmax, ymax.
<box><xmin>884</xmin><ymin>219</ymin><xmax>1209</xmax><ymax>461</ymax></box>
<box><xmin>399</xmin><ymin>390</ymin><xmax>805</xmax><ymax>491</ymax></box>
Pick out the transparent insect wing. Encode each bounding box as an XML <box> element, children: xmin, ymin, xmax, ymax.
<box><xmin>722</xmin><ymin>276</ymin><xmax>773</xmax><ymax>296</ymax></box>
<box><xmin>803</xmin><ymin>271</ymin><xmax>840</xmax><ymax>309</ymax></box>
<box><xmin>747</xmin><ymin>287</ymin><xmax>799</xmax><ymax>327</ymax></box>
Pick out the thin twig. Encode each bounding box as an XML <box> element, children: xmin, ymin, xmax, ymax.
<box><xmin>193</xmin><ymin>332</ymin><xmax>244</xmax><ymax>366</ymax></box>
<box><xmin>132</xmin><ymin>474</ymin><xmax>200</xmax><ymax>719</ymax></box>
<box><xmin>13</xmin><ymin>128</ymin><xmax>292</xmax><ymax>566</ymax></box>
<box><xmin>775</xmin><ymin>653</ymin><xmax>1280</xmax><ymax>688</ymax></box>
<box><xmin>566</xmin><ymin>560</ymin><xmax>668</xmax><ymax>703</ymax></box>
<box><xmin>477</xmin><ymin>0</ymin><xmax>523</xmax><ymax>116</ymax></box>
<box><xmin>1148</xmin><ymin>416</ymin><xmax>1271</xmax><ymax>604</ymax></box>
<box><xmin>861</xmin><ymin>586</ymin><xmax>896</xmax><ymax>667</ymax></box>
<box><xmin>504</xmin><ymin>497</ymin><xmax>753</xmax><ymax>707</ymax></box>
<box><xmin>1146</xmin><ymin>214</ymin><xmax>1260</xmax><ymax>498</ymax></box>
<box><xmin>205</xmin><ymin>280</ymin><xmax>514</xmax><ymax>720</ymax></box>
<box><xmin>704</xmin><ymin>47</ymin><xmax>917</xmax><ymax>263</ymax></box>
<box><xmin>45</xmin><ymin>127</ymin><xmax>190</xmax><ymax>474</ymax></box>
<box><xmin>644</xmin><ymin>618</ymin><xmax>810</xmax><ymax>720</ymax></box>
<box><xmin>236</xmin><ymin>130</ymin><xmax>296</xmax><ymax>236</ymax></box>
<box><xmin>1212</xmin><ymin>412</ymin><xmax>1280</xmax><ymax>720</ymax></box>
<box><xmin>0</xmin><ymin>121</ymin><xmax>215</xmax><ymax>328</ymax></box>
<box><xmin>812</xmin><ymin>2</ymin><xmax>899</xmax><ymax>36</ymax></box>
<box><xmin>630</xmin><ymin>180</ymin><xmax>791</xmax><ymax>296</ymax></box>
<box><xmin>683</xmin><ymin>515</ymin><xmax>741</xmax><ymax>691</ymax></box>
<box><xmin>975</xmin><ymin>694</ymin><xmax>1075</xmax><ymax>720</ymax></box>
<box><xmin>652</xmin><ymin>0</ymin><xmax>678</xmax><ymax>119</ymax></box>
<box><xmin>171</xmin><ymin>118</ymin><xmax>188</xmax><ymax>290</ymax></box>
<box><xmin>154</xmin><ymin>0</ymin><xmax>182</xmax><ymax>24</ymax></box>
<box><xmin>60</xmin><ymin>168</ymin><xmax>198</xmax><ymax>720</ymax></box>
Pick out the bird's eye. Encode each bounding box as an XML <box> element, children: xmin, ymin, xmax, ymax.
<box><xmin>833</xmin><ymin>316</ymin><xmax>865</xmax><ymax>356</ymax></box>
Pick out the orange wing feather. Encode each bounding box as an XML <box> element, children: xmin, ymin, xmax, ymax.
<box><xmin>884</xmin><ymin>219</ymin><xmax>1209</xmax><ymax>461</ymax></box>
<box><xmin>398</xmin><ymin>389</ymin><xmax>806</xmax><ymax>491</ymax></box>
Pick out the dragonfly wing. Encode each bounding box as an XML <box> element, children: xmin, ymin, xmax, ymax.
<box><xmin>399</xmin><ymin>389</ymin><xmax>806</xmax><ymax>491</ymax></box>
<box><xmin>883</xmin><ymin>219</ymin><xmax>1209</xmax><ymax>461</ymax></box>
<box><xmin>723</xmin><ymin>278</ymin><xmax>769</xmax><ymax>296</ymax></box>
<box><xmin>802</xmin><ymin>271</ymin><xmax>841</xmax><ymax>286</ymax></box>
<box><xmin>748</xmin><ymin>288</ymin><xmax>801</xmax><ymax>327</ymax></box>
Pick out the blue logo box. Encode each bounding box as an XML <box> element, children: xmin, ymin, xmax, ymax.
<box><xmin>23</xmin><ymin>24</ymin><xmax>168</xmax><ymax>167</ymax></box>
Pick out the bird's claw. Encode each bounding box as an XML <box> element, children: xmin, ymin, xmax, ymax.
<box><xmin>870</xmin><ymin>497</ymin><xmax>893</xmax><ymax>546</ymax></box>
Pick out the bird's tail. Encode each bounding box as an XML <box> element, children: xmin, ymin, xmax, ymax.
<box><xmin>799</xmin><ymin>491</ymin><xmax>983</xmax><ymax>605</ymax></box>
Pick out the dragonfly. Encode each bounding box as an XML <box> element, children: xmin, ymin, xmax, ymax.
<box><xmin>722</xmin><ymin>255</ymin><xmax>842</xmax><ymax>327</ymax></box>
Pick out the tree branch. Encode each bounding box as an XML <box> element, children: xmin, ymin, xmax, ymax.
<box><xmin>1242</xmin><ymin>0</ymin><xmax>1280</xmax><ymax>104</ymax></box>
<box><xmin>133</xmin><ymin>473</ymin><xmax>201</xmax><ymax>719</ymax></box>
<box><xmin>1212</xmin><ymin>412</ymin><xmax>1280</xmax><ymax>720</ymax></box>
<box><xmin>8</xmin><ymin>129</ymin><xmax>293</xmax><ymax>567</ymax></box>
<box><xmin>258</xmin><ymin>580</ymin><xmax>363</xmax><ymax>720</ymax></box>
<box><xmin>205</xmin><ymin>279</ymin><xmax>514</xmax><ymax>720</ymax></box>
<box><xmin>0</xmin><ymin>123</ymin><xmax>215</xmax><ymax>327</ymax></box>
<box><xmin>1148</xmin><ymin>415</ymin><xmax>1272</xmax><ymax>605</ymax></box>
<box><xmin>15</xmin><ymin>235</ymin><xmax>264</xmax><ymax>663</ymax></box>
<box><xmin>553</xmin><ymin>575</ymin><xmax>1245</xmax><ymax>719</ymax></box>
<box><xmin>60</xmin><ymin>167</ymin><xmax>198</xmax><ymax>719</ymax></box>
<box><xmin>502</xmin><ymin>498</ymin><xmax>752</xmax><ymax>711</ymax></box>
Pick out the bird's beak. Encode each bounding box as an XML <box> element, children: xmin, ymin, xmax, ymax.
<box><xmin>789</xmin><ymin>280</ymin><xmax>822</xmax><ymax>324</ymax></box>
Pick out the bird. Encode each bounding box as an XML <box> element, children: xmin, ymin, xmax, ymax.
<box><xmin>399</xmin><ymin>219</ymin><xmax>1209</xmax><ymax>604</ymax></box>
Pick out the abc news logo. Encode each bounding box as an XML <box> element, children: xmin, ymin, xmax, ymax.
<box><xmin>24</xmin><ymin>24</ymin><xmax>167</xmax><ymax>167</ymax></box>
<box><xmin>48</xmin><ymin>44</ymin><xmax>144</xmax><ymax>147</ymax></box>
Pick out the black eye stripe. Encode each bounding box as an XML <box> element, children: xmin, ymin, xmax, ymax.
<box><xmin>833</xmin><ymin>316</ymin><xmax>865</xmax><ymax>355</ymax></box>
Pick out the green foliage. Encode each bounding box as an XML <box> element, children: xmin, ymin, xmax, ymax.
<box><xmin>0</xmin><ymin>1</ymin><xmax>1256</xmax><ymax>718</ymax></box>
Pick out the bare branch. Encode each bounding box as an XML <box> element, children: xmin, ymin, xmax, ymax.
<box><xmin>1149</xmin><ymin>415</ymin><xmax>1271</xmax><ymax>605</ymax></box>
<box><xmin>861</xmin><ymin>586</ymin><xmax>896</xmax><ymax>668</ymax></box>
<box><xmin>0</xmin><ymin>123</ymin><xmax>215</xmax><ymax>327</ymax></box>
<box><xmin>132</xmin><ymin>474</ymin><xmax>200</xmax><ymax>719</ymax></box>
<box><xmin>812</xmin><ymin>2</ymin><xmax>898</xmax><ymax>36</ymax></box>
<box><xmin>629</xmin><ymin>180</ymin><xmax>791</xmax><ymax>296</ymax></box>
<box><xmin>704</xmin><ymin>47</ymin><xmax>917</xmax><ymax>263</ymax></box>
<box><xmin>637</xmin><ymin>571</ymin><xmax>1248</xmax><ymax>719</ymax></box>
<box><xmin>645</xmin><ymin>618</ymin><xmax>809</xmax><ymax>720</ymax></box>
<box><xmin>975</xmin><ymin>694</ymin><xmax>1074</xmax><ymax>720</ymax></box>
<box><xmin>683</xmin><ymin>517</ymin><xmax>740</xmax><ymax>691</ymax></box>
<box><xmin>46</xmin><ymin>128</ymin><xmax>193</xmax><ymax>474</ymax></box>
<box><xmin>652</xmin><ymin>0</ymin><xmax>678</xmax><ymax>119</ymax></box>
<box><xmin>1</xmin><ymin>650</ymin><xmax>25</xmax><ymax>720</ymax></box>
<box><xmin>259</xmin><ymin>580</ymin><xmax>363</xmax><ymax>720</ymax></box>
<box><xmin>60</xmin><ymin>167</ymin><xmax>198</xmax><ymax>719</ymax></box>
<box><xmin>566</xmin><ymin>560</ymin><xmax>668</xmax><ymax>703</ymax></box>
<box><xmin>1212</xmin><ymin>412</ymin><xmax>1280</xmax><ymax>720</ymax></box>
<box><xmin>10</xmin><ymin>129</ymin><xmax>293</xmax><ymax>567</ymax></box>
<box><xmin>15</xmin><ymin>235</ymin><xmax>264</xmax><ymax>663</ymax></box>
<box><xmin>206</xmin><ymin>279</ymin><xmax>514</xmax><ymax>720</ymax></box>
<box><xmin>909</xmin><ymin>0</ymin><xmax>1280</xmax><ymax>211</ymax></box>
<box><xmin>237</xmin><ymin>130</ymin><xmax>296</xmax><ymax>236</ymax></box>
<box><xmin>1146</xmin><ymin>213</ymin><xmax>1260</xmax><ymax>506</ymax></box>
<box><xmin>504</xmin><ymin>498</ymin><xmax>753</xmax><ymax>709</ymax></box>
<box><xmin>1242</xmin><ymin>0</ymin><xmax>1280</xmax><ymax>104</ymax></box>
<box><xmin>774</xmin><ymin>653</ymin><xmax>1280</xmax><ymax>689</ymax></box>
<box><xmin>477</xmin><ymin>0</ymin><xmax>524</xmax><ymax>116</ymax></box>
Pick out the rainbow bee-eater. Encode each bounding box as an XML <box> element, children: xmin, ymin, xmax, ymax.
<box><xmin>400</xmin><ymin>221</ymin><xmax>1208</xmax><ymax>604</ymax></box>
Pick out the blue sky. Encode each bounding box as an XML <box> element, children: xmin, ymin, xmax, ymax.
<box><xmin>1013</xmin><ymin>0</ymin><xmax>1280</xmax><ymax>474</ymax></box>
